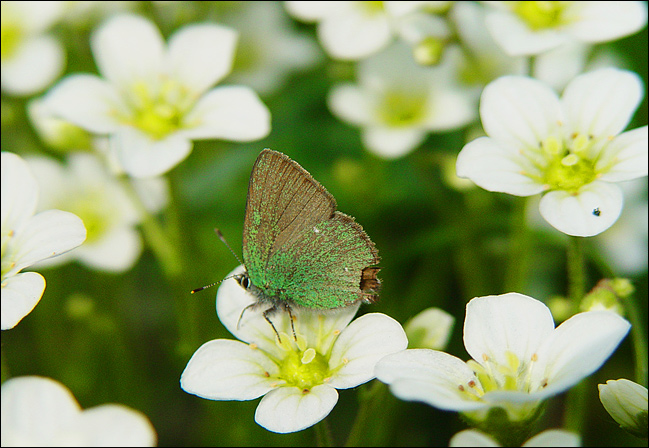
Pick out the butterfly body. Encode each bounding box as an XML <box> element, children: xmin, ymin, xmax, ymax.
<box><xmin>238</xmin><ymin>149</ymin><xmax>380</xmax><ymax>318</ymax></box>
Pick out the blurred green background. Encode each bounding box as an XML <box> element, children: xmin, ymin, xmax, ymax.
<box><xmin>2</xmin><ymin>2</ymin><xmax>647</xmax><ymax>446</ymax></box>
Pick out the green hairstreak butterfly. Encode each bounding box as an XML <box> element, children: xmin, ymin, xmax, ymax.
<box><xmin>235</xmin><ymin>148</ymin><xmax>380</xmax><ymax>339</ymax></box>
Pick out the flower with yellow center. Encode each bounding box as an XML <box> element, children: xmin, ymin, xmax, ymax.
<box><xmin>483</xmin><ymin>1</ymin><xmax>647</xmax><ymax>56</ymax></box>
<box><xmin>376</xmin><ymin>293</ymin><xmax>630</xmax><ymax>445</ymax></box>
<box><xmin>456</xmin><ymin>68</ymin><xmax>648</xmax><ymax>237</ymax></box>
<box><xmin>43</xmin><ymin>14</ymin><xmax>270</xmax><ymax>178</ymax></box>
<box><xmin>181</xmin><ymin>266</ymin><xmax>408</xmax><ymax>434</ymax></box>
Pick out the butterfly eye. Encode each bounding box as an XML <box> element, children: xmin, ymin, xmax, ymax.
<box><xmin>235</xmin><ymin>273</ymin><xmax>251</xmax><ymax>290</ymax></box>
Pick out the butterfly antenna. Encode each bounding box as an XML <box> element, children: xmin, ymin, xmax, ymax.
<box><xmin>214</xmin><ymin>228</ymin><xmax>243</xmax><ymax>266</ymax></box>
<box><xmin>190</xmin><ymin>229</ymin><xmax>242</xmax><ymax>294</ymax></box>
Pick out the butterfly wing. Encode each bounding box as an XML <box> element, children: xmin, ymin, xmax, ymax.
<box><xmin>265</xmin><ymin>211</ymin><xmax>380</xmax><ymax>309</ymax></box>
<box><xmin>242</xmin><ymin>149</ymin><xmax>337</xmax><ymax>293</ymax></box>
<box><xmin>242</xmin><ymin>149</ymin><xmax>380</xmax><ymax>310</ymax></box>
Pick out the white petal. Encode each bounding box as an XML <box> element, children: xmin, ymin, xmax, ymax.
<box><xmin>480</xmin><ymin>76</ymin><xmax>563</xmax><ymax>150</ymax></box>
<box><xmin>284</xmin><ymin>1</ymin><xmax>346</xmax><ymax>21</ymax></box>
<box><xmin>215</xmin><ymin>265</ymin><xmax>283</xmax><ymax>351</ymax></box>
<box><xmin>456</xmin><ymin>137</ymin><xmax>545</xmax><ymax>196</ymax></box>
<box><xmin>317</xmin><ymin>8</ymin><xmax>392</xmax><ymax>60</ymax></box>
<box><xmin>463</xmin><ymin>294</ymin><xmax>555</xmax><ymax>369</ymax></box>
<box><xmin>327</xmin><ymin>84</ymin><xmax>374</xmax><ymax>126</ymax></box>
<box><xmin>183</xmin><ymin>86</ymin><xmax>270</xmax><ymax>141</ymax></box>
<box><xmin>362</xmin><ymin>127</ymin><xmax>426</xmax><ymax>158</ymax></box>
<box><xmin>76</xmin><ymin>405</ymin><xmax>156</xmax><ymax>447</ymax></box>
<box><xmin>524</xmin><ymin>429</ymin><xmax>581</xmax><ymax>447</ymax></box>
<box><xmin>1</xmin><ymin>376</ymin><xmax>80</xmax><ymax>446</ymax></box>
<box><xmin>1</xmin><ymin>152</ymin><xmax>38</xmax><ymax>232</ymax></box>
<box><xmin>180</xmin><ymin>339</ymin><xmax>278</xmax><ymax>401</ymax></box>
<box><xmin>450</xmin><ymin>429</ymin><xmax>500</xmax><ymax>447</ymax></box>
<box><xmin>1</xmin><ymin>35</ymin><xmax>64</xmax><ymax>95</ymax></box>
<box><xmin>375</xmin><ymin>349</ymin><xmax>487</xmax><ymax>412</ymax></box>
<box><xmin>167</xmin><ymin>24</ymin><xmax>237</xmax><ymax>94</ymax></box>
<box><xmin>530</xmin><ymin>311</ymin><xmax>630</xmax><ymax>400</ymax></box>
<box><xmin>562</xmin><ymin>68</ymin><xmax>644</xmax><ymax>139</ymax></box>
<box><xmin>11</xmin><ymin>209</ymin><xmax>86</xmax><ymax>273</ymax></box>
<box><xmin>327</xmin><ymin>313</ymin><xmax>408</xmax><ymax>389</ymax></box>
<box><xmin>112</xmin><ymin>129</ymin><xmax>192</xmax><ymax>178</ymax></box>
<box><xmin>567</xmin><ymin>1</ymin><xmax>648</xmax><ymax>43</ymax></box>
<box><xmin>75</xmin><ymin>226</ymin><xmax>142</xmax><ymax>272</ymax></box>
<box><xmin>254</xmin><ymin>384</ymin><xmax>338</xmax><ymax>433</ymax></box>
<box><xmin>91</xmin><ymin>14</ymin><xmax>164</xmax><ymax>87</ymax></box>
<box><xmin>44</xmin><ymin>74</ymin><xmax>123</xmax><ymax>133</ymax></box>
<box><xmin>597</xmin><ymin>126</ymin><xmax>648</xmax><ymax>182</ymax></box>
<box><xmin>539</xmin><ymin>182</ymin><xmax>623</xmax><ymax>237</ymax></box>
<box><xmin>0</xmin><ymin>272</ymin><xmax>45</xmax><ymax>330</ymax></box>
<box><xmin>485</xmin><ymin>10</ymin><xmax>567</xmax><ymax>56</ymax></box>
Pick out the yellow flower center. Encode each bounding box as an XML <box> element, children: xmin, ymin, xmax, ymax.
<box><xmin>120</xmin><ymin>78</ymin><xmax>194</xmax><ymax>140</ymax></box>
<box><xmin>537</xmin><ymin>133</ymin><xmax>598</xmax><ymax>193</ymax></box>
<box><xmin>377</xmin><ymin>91</ymin><xmax>427</xmax><ymax>127</ymax></box>
<box><xmin>513</xmin><ymin>1</ymin><xmax>571</xmax><ymax>31</ymax></box>
<box><xmin>271</xmin><ymin>332</ymin><xmax>332</xmax><ymax>392</ymax></box>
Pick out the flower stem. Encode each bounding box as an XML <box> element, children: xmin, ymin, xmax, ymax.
<box><xmin>314</xmin><ymin>417</ymin><xmax>335</xmax><ymax>447</ymax></box>
<box><xmin>345</xmin><ymin>381</ymin><xmax>389</xmax><ymax>446</ymax></box>
<box><xmin>624</xmin><ymin>292</ymin><xmax>649</xmax><ymax>386</ymax></box>
<box><xmin>118</xmin><ymin>175</ymin><xmax>198</xmax><ymax>358</ymax></box>
<box><xmin>567</xmin><ymin>236</ymin><xmax>586</xmax><ymax>312</ymax></box>
<box><xmin>563</xmin><ymin>236</ymin><xmax>588</xmax><ymax>432</ymax></box>
<box><xmin>504</xmin><ymin>197</ymin><xmax>532</xmax><ymax>292</ymax></box>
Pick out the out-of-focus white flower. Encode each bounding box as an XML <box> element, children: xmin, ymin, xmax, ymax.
<box><xmin>450</xmin><ymin>428</ymin><xmax>581</xmax><ymax>447</ymax></box>
<box><xmin>404</xmin><ymin>307</ymin><xmax>454</xmax><ymax>350</ymax></box>
<box><xmin>376</xmin><ymin>293</ymin><xmax>630</xmax><ymax>431</ymax></box>
<box><xmin>27</xmin><ymin>96</ymin><xmax>93</xmax><ymax>152</ymax></box>
<box><xmin>223</xmin><ymin>1</ymin><xmax>322</xmax><ymax>96</ymax></box>
<box><xmin>1</xmin><ymin>152</ymin><xmax>86</xmax><ymax>330</ymax></box>
<box><xmin>1</xmin><ymin>376</ymin><xmax>156</xmax><ymax>446</ymax></box>
<box><xmin>482</xmin><ymin>1</ymin><xmax>648</xmax><ymax>56</ymax></box>
<box><xmin>26</xmin><ymin>153</ymin><xmax>153</xmax><ymax>272</ymax></box>
<box><xmin>328</xmin><ymin>42</ymin><xmax>475</xmax><ymax>158</ymax></box>
<box><xmin>456</xmin><ymin>68</ymin><xmax>648</xmax><ymax>237</ymax></box>
<box><xmin>44</xmin><ymin>14</ymin><xmax>270</xmax><ymax>178</ymax></box>
<box><xmin>1</xmin><ymin>1</ymin><xmax>66</xmax><ymax>95</ymax></box>
<box><xmin>181</xmin><ymin>265</ymin><xmax>408</xmax><ymax>434</ymax></box>
<box><xmin>284</xmin><ymin>1</ymin><xmax>393</xmax><ymax>60</ymax></box>
<box><xmin>594</xmin><ymin>179</ymin><xmax>648</xmax><ymax>275</ymax></box>
<box><xmin>598</xmin><ymin>378</ymin><xmax>648</xmax><ymax>438</ymax></box>
<box><xmin>450</xmin><ymin>1</ymin><xmax>528</xmax><ymax>90</ymax></box>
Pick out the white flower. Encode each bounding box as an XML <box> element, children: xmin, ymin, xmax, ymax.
<box><xmin>404</xmin><ymin>307</ymin><xmax>454</xmax><ymax>350</ymax></box>
<box><xmin>284</xmin><ymin>1</ymin><xmax>393</xmax><ymax>60</ymax></box>
<box><xmin>222</xmin><ymin>1</ymin><xmax>322</xmax><ymax>96</ymax></box>
<box><xmin>450</xmin><ymin>1</ymin><xmax>528</xmax><ymax>89</ymax></box>
<box><xmin>26</xmin><ymin>153</ymin><xmax>149</xmax><ymax>272</ymax></box>
<box><xmin>43</xmin><ymin>14</ymin><xmax>271</xmax><ymax>178</ymax></box>
<box><xmin>598</xmin><ymin>378</ymin><xmax>648</xmax><ymax>438</ymax></box>
<box><xmin>1</xmin><ymin>152</ymin><xmax>86</xmax><ymax>330</ymax></box>
<box><xmin>375</xmin><ymin>293</ymin><xmax>630</xmax><ymax>426</ymax></box>
<box><xmin>1</xmin><ymin>376</ymin><xmax>156</xmax><ymax>446</ymax></box>
<box><xmin>482</xmin><ymin>1</ymin><xmax>648</xmax><ymax>56</ymax></box>
<box><xmin>181</xmin><ymin>265</ymin><xmax>408</xmax><ymax>434</ymax></box>
<box><xmin>328</xmin><ymin>42</ymin><xmax>475</xmax><ymax>158</ymax></box>
<box><xmin>1</xmin><ymin>1</ymin><xmax>65</xmax><ymax>95</ymax></box>
<box><xmin>450</xmin><ymin>428</ymin><xmax>581</xmax><ymax>447</ymax></box>
<box><xmin>456</xmin><ymin>68</ymin><xmax>648</xmax><ymax>237</ymax></box>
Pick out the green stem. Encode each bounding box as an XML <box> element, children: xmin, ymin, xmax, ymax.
<box><xmin>118</xmin><ymin>176</ymin><xmax>198</xmax><ymax>358</ymax></box>
<box><xmin>345</xmin><ymin>381</ymin><xmax>388</xmax><ymax>446</ymax></box>
<box><xmin>567</xmin><ymin>236</ymin><xmax>586</xmax><ymax>312</ymax></box>
<box><xmin>314</xmin><ymin>417</ymin><xmax>335</xmax><ymax>447</ymax></box>
<box><xmin>624</xmin><ymin>293</ymin><xmax>649</xmax><ymax>386</ymax></box>
<box><xmin>504</xmin><ymin>197</ymin><xmax>532</xmax><ymax>293</ymax></box>
<box><xmin>563</xmin><ymin>236</ymin><xmax>588</xmax><ymax>432</ymax></box>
